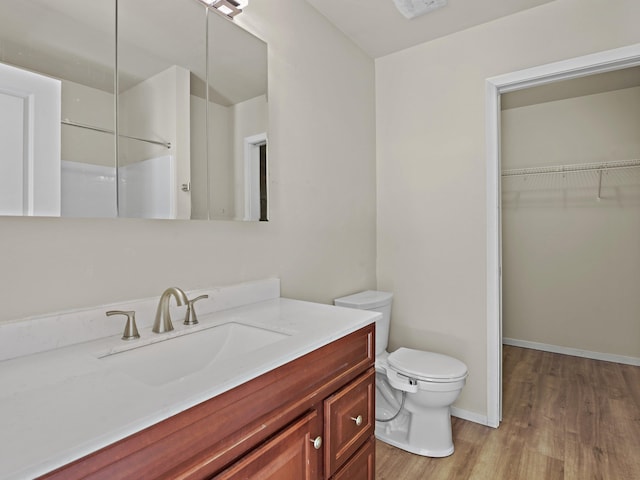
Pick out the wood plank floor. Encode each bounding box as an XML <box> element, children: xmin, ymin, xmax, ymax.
<box><xmin>376</xmin><ymin>346</ymin><xmax>640</xmax><ymax>479</ymax></box>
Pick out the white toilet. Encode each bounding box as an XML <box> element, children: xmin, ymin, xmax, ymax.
<box><xmin>334</xmin><ymin>290</ymin><xmax>468</xmax><ymax>457</ymax></box>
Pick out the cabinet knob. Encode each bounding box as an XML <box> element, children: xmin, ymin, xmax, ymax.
<box><xmin>351</xmin><ymin>415</ymin><xmax>363</xmax><ymax>427</ymax></box>
<box><xmin>310</xmin><ymin>436</ymin><xmax>322</xmax><ymax>450</ymax></box>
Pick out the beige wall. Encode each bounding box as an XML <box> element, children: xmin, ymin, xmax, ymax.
<box><xmin>0</xmin><ymin>0</ymin><xmax>376</xmax><ymax>322</ymax></box>
<box><xmin>502</xmin><ymin>86</ymin><xmax>640</xmax><ymax>169</ymax></box>
<box><xmin>376</xmin><ymin>0</ymin><xmax>640</xmax><ymax>418</ymax></box>
<box><xmin>501</xmin><ymin>86</ymin><xmax>640</xmax><ymax>358</ymax></box>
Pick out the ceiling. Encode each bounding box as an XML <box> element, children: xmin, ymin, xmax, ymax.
<box><xmin>305</xmin><ymin>0</ymin><xmax>556</xmax><ymax>58</ymax></box>
<box><xmin>302</xmin><ymin>0</ymin><xmax>640</xmax><ymax>106</ymax></box>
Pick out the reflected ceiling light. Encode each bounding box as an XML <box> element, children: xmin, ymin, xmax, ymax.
<box><xmin>393</xmin><ymin>0</ymin><xmax>447</xmax><ymax>19</ymax></box>
<box><xmin>203</xmin><ymin>0</ymin><xmax>248</xmax><ymax>19</ymax></box>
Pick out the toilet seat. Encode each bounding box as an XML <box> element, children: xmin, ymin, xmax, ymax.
<box><xmin>388</xmin><ymin>347</ymin><xmax>468</xmax><ymax>383</ymax></box>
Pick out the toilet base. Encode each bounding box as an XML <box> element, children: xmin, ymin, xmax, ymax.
<box><xmin>375</xmin><ymin>412</ymin><xmax>455</xmax><ymax>458</ymax></box>
<box><xmin>376</xmin><ymin>431</ymin><xmax>454</xmax><ymax>457</ymax></box>
<box><xmin>375</xmin><ymin>372</ymin><xmax>458</xmax><ymax>458</ymax></box>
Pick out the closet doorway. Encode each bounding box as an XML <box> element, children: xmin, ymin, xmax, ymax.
<box><xmin>501</xmin><ymin>67</ymin><xmax>640</xmax><ymax>363</ymax></box>
<box><xmin>485</xmin><ymin>44</ymin><xmax>640</xmax><ymax>427</ymax></box>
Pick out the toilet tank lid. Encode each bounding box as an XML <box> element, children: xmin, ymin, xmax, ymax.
<box><xmin>388</xmin><ymin>347</ymin><xmax>468</xmax><ymax>382</ymax></box>
<box><xmin>334</xmin><ymin>290</ymin><xmax>393</xmax><ymax>309</ymax></box>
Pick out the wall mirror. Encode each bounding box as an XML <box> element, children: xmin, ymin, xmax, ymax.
<box><xmin>0</xmin><ymin>0</ymin><xmax>268</xmax><ymax>221</ymax></box>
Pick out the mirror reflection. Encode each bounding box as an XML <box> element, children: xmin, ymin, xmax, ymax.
<box><xmin>0</xmin><ymin>0</ymin><xmax>116</xmax><ymax>217</ymax></box>
<box><xmin>117</xmin><ymin>0</ymin><xmax>206</xmax><ymax>220</ymax></box>
<box><xmin>0</xmin><ymin>0</ymin><xmax>268</xmax><ymax>221</ymax></box>
<box><xmin>207</xmin><ymin>13</ymin><xmax>268</xmax><ymax>221</ymax></box>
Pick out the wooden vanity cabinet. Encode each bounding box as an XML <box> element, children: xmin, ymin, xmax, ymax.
<box><xmin>332</xmin><ymin>437</ymin><xmax>376</xmax><ymax>480</ymax></box>
<box><xmin>212</xmin><ymin>409</ymin><xmax>323</xmax><ymax>480</ymax></box>
<box><xmin>40</xmin><ymin>324</ymin><xmax>375</xmax><ymax>480</ymax></box>
<box><xmin>216</xmin><ymin>368</ymin><xmax>376</xmax><ymax>480</ymax></box>
<box><xmin>324</xmin><ymin>368</ymin><xmax>375</xmax><ymax>478</ymax></box>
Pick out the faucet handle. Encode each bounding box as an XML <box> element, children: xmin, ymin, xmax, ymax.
<box><xmin>106</xmin><ymin>310</ymin><xmax>140</xmax><ymax>341</ymax></box>
<box><xmin>183</xmin><ymin>295</ymin><xmax>209</xmax><ymax>326</ymax></box>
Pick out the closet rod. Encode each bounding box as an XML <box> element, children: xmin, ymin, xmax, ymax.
<box><xmin>61</xmin><ymin>119</ymin><xmax>171</xmax><ymax>149</ymax></box>
<box><xmin>501</xmin><ymin>159</ymin><xmax>640</xmax><ymax>178</ymax></box>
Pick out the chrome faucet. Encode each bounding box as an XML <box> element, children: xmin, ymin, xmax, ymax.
<box><xmin>153</xmin><ymin>287</ymin><xmax>189</xmax><ymax>333</ymax></box>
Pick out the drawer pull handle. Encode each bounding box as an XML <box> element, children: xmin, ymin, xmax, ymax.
<box><xmin>351</xmin><ymin>415</ymin><xmax>363</xmax><ymax>427</ymax></box>
<box><xmin>310</xmin><ymin>436</ymin><xmax>322</xmax><ymax>450</ymax></box>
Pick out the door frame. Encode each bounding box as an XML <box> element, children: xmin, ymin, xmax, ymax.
<box><xmin>0</xmin><ymin>62</ymin><xmax>61</xmax><ymax>216</ymax></box>
<box><xmin>242</xmin><ymin>132</ymin><xmax>267</xmax><ymax>221</ymax></box>
<box><xmin>485</xmin><ymin>43</ymin><xmax>640</xmax><ymax>428</ymax></box>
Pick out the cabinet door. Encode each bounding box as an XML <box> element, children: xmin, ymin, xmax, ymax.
<box><xmin>324</xmin><ymin>368</ymin><xmax>375</xmax><ymax>477</ymax></box>
<box><xmin>332</xmin><ymin>437</ymin><xmax>375</xmax><ymax>480</ymax></box>
<box><xmin>213</xmin><ymin>409</ymin><xmax>322</xmax><ymax>480</ymax></box>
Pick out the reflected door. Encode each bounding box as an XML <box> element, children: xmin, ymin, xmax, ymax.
<box><xmin>0</xmin><ymin>62</ymin><xmax>61</xmax><ymax>216</ymax></box>
<box><xmin>0</xmin><ymin>91</ymin><xmax>24</xmax><ymax>214</ymax></box>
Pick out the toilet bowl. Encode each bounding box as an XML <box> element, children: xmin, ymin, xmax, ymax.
<box><xmin>334</xmin><ymin>291</ymin><xmax>468</xmax><ymax>457</ymax></box>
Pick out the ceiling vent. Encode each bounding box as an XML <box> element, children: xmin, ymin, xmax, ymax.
<box><xmin>392</xmin><ymin>0</ymin><xmax>448</xmax><ymax>19</ymax></box>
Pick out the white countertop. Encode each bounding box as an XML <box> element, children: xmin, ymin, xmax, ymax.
<box><xmin>0</xmin><ymin>296</ymin><xmax>377</xmax><ymax>479</ymax></box>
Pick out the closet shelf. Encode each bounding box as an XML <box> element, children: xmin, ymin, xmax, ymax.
<box><xmin>502</xmin><ymin>159</ymin><xmax>640</xmax><ymax>201</ymax></box>
<box><xmin>501</xmin><ymin>159</ymin><xmax>640</xmax><ymax>178</ymax></box>
<box><xmin>61</xmin><ymin>119</ymin><xmax>171</xmax><ymax>149</ymax></box>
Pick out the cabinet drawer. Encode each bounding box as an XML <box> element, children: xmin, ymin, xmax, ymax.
<box><xmin>332</xmin><ymin>437</ymin><xmax>375</xmax><ymax>480</ymax></box>
<box><xmin>213</xmin><ymin>409</ymin><xmax>322</xmax><ymax>480</ymax></box>
<box><xmin>324</xmin><ymin>368</ymin><xmax>375</xmax><ymax>477</ymax></box>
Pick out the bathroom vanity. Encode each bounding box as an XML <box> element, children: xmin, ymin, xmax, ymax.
<box><xmin>41</xmin><ymin>325</ymin><xmax>375</xmax><ymax>480</ymax></box>
<box><xmin>0</xmin><ymin>279</ymin><xmax>377</xmax><ymax>479</ymax></box>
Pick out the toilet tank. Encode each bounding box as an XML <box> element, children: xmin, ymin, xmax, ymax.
<box><xmin>334</xmin><ymin>290</ymin><xmax>393</xmax><ymax>356</ymax></box>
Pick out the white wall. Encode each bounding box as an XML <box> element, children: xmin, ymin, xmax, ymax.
<box><xmin>233</xmin><ymin>95</ymin><xmax>268</xmax><ymax>220</ymax></box>
<box><xmin>119</xmin><ymin>65</ymin><xmax>191</xmax><ymax>219</ymax></box>
<box><xmin>210</xmin><ymin>101</ymin><xmax>234</xmax><ymax>220</ymax></box>
<box><xmin>189</xmin><ymin>94</ymin><xmax>209</xmax><ymax>220</ymax></box>
<box><xmin>190</xmin><ymin>94</ymin><xmax>267</xmax><ymax>221</ymax></box>
<box><xmin>501</xmin><ymin>86</ymin><xmax>640</xmax><ymax>359</ymax></box>
<box><xmin>376</xmin><ymin>0</ymin><xmax>640</xmax><ymax>418</ymax></box>
<box><xmin>0</xmin><ymin>62</ymin><xmax>61</xmax><ymax>217</ymax></box>
<box><xmin>0</xmin><ymin>0</ymin><xmax>376</xmax><ymax>323</ymax></box>
<box><xmin>61</xmin><ymin>162</ymin><xmax>117</xmax><ymax>218</ymax></box>
<box><xmin>190</xmin><ymin>96</ymin><xmax>235</xmax><ymax>221</ymax></box>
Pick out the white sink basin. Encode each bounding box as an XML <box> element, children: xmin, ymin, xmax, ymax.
<box><xmin>99</xmin><ymin>322</ymin><xmax>289</xmax><ymax>386</ymax></box>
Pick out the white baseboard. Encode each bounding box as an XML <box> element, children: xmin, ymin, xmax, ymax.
<box><xmin>451</xmin><ymin>407</ymin><xmax>491</xmax><ymax>427</ymax></box>
<box><xmin>503</xmin><ymin>338</ymin><xmax>640</xmax><ymax>367</ymax></box>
